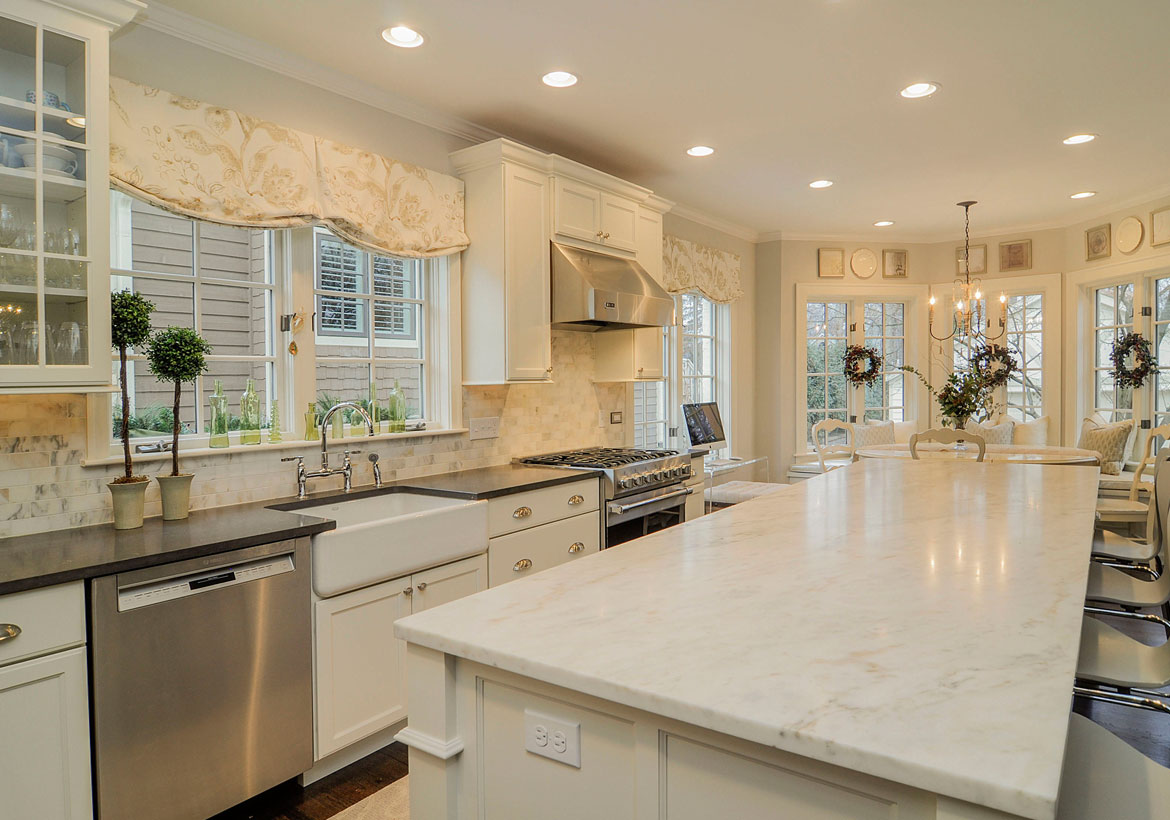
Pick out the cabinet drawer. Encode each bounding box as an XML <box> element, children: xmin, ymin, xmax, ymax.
<box><xmin>488</xmin><ymin>480</ymin><xmax>599</xmax><ymax>537</ymax></box>
<box><xmin>488</xmin><ymin>512</ymin><xmax>601</xmax><ymax>586</ymax></box>
<box><xmin>0</xmin><ymin>582</ymin><xmax>85</xmax><ymax>669</ymax></box>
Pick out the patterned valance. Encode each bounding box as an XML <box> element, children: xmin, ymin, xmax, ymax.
<box><xmin>108</xmin><ymin>77</ymin><xmax>469</xmax><ymax>258</ymax></box>
<box><xmin>662</xmin><ymin>234</ymin><xmax>743</xmax><ymax>303</ymax></box>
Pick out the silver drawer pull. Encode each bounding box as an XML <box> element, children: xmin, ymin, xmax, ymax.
<box><xmin>0</xmin><ymin>624</ymin><xmax>22</xmax><ymax>643</ymax></box>
<box><xmin>513</xmin><ymin>558</ymin><xmax>533</xmax><ymax>572</ymax></box>
<box><xmin>567</xmin><ymin>494</ymin><xmax>585</xmax><ymax>506</ymax></box>
<box><xmin>513</xmin><ymin>506</ymin><xmax>533</xmax><ymax>519</ymax></box>
<box><xmin>416</xmin><ymin>582</ymin><xmax>428</xmax><ymax>592</ymax></box>
<box><xmin>403</xmin><ymin>587</ymin><xmax>413</xmax><ymax>596</ymax></box>
<box><xmin>568</xmin><ymin>542</ymin><xmax>586</xmax><ymax>554</ymax></box>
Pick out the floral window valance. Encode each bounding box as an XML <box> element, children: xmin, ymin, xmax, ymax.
<box><xmin>108</xmin><ymin>77</ymin><xmax>469</xmax><ymax>258</ymax></box>
<box><xmin>662</xmin><ymin>234</ymin><xmax>743</xmax><ymax>303</ymax></box>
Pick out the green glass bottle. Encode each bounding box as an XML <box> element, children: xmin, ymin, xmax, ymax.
<box><xmin>208</xmin><ymin>379</ymin><xmax>230</xmax><ymax>448</ymax></box>
<box><xmin>332</xmin><ymin>408</ymin><xmax>345</xmax><ymax>440</ymax></box>
<box><xmin>239</xmin><ymin>378</ymin><xmax>261</xmax><ymax>445</ymax></box>
<box><xmin>387</xmin><ymin>379</ymin><xmax>407</xmax><ymax>433</ymax></box>
<box><xmin>304</xmin><ymin>402</ymin><xmax>320</xmax><ymax>441</ymax></box>
<box><xmin>368</xmin><ymin>379</ymin><xmax>381</xmax><ymax>433</ymax></box>
<box><xmin>268</xmin><ymin>398</ymin><xmax>283</xmax><ymax>444</ymax></box>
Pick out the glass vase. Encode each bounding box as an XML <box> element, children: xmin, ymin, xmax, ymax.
<box><xmin>239</xmin><ymin>378</ymin><xmax>261</xmax><ymax>445</ymax></box>
<box><xmin>208</xmin><ymin>379</ymin><xmax>230</xmax><ymax>448</ymax></box>
<box><xmin>387</xmin><ymin>379</ymin><xmax>407</xmax><ymax>433</ymax></box>
<box><xmin>268</xmin><ymin>398</ymin><xmax>283</xmax><ymax>444</ymax></box>
<box><xmin>304</xmin><ymin>402</ymin><xmax>320</xmax><ymax>441</ymax></box>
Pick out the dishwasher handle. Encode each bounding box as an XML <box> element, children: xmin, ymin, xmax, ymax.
<box><xmin>117</xmin><ymin>553</ymin><xmax>295</xmax><ymax>612</ymax></box>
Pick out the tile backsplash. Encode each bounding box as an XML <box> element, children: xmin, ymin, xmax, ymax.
<box><xmin>0</xmin><ymin>331</ymin><xmax>626</xmax><ymax>538</ymax></box>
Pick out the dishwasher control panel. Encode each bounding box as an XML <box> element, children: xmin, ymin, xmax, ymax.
<box><xmin>117</xmin><ymin>554</ymin><xmax>295</xmax><ymax>611</ymax></box>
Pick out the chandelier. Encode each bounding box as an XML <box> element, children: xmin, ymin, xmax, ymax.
<box><xmin>929</xmin><ymin>201</ymin><xmax>1005</xmax><ymax>343</ymax></box>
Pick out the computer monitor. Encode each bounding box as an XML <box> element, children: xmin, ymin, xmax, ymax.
<box><xmin>682</xmin><ymin>402</ymin><xmax>726</xmax><ymax>448</ymax></box>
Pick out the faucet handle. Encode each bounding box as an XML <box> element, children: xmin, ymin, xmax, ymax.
<box><xmin>280</xmin><ymin>455</ymin><xmax>304</xmax><ymax>464</ymax></box>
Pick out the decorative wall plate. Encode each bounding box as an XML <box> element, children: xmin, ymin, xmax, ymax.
<box><xmin>1117</xmin><ymin>216</ymin><xmax>1144</xmax><ymax>253</ymax></box>
<box><xmin>850</xmin><ymin>248</ymin><xmax>878</xmax><ymax>279</ymax></box>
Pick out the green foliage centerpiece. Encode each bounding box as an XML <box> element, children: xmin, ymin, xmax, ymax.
<box><xmin>146</xmin><ymin>326</ymin><xmax>211</xmax><ymax>520</ymax></box>
<box><xmin>899</xmin><ymin>344</ymin><xmax>1018</xmax><ymax>431</ymax></box>
<box><xmin>108</xmin><ymin>290</ymin><xmax>155</xmax><ymax>529</ymax></box>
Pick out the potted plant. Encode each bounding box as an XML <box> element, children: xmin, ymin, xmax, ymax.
<box><xmin>146</xmin><ymin>326</ymin><xmax>211</xmax><ymax>520</ymax></box>
<box><xmin>109</xmin><ymin>290</ymin><xmax>155</xmax><ymax>529</ymax></box>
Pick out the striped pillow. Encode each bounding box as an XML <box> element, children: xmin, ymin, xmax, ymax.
<box><xmin>964</xmin><ymin>419</ymin><xmax>1014</xmax><ymax>445</ymax></box>
<box><xmin>854</xmin><ymin>421</ymin><xmax>896</xmax><ymax>447</ymax></box>
<box><xmin>1078</xmin><ymin>419</ymin><xmax>1134</xmax><ymax>475</ymax></box>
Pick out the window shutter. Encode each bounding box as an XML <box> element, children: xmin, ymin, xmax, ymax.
<box><xmin>317</xmin><ymin>236</ymin><xmax>363</xmax><ymax>333</ymax></box>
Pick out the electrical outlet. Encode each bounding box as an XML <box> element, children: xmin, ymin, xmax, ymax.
<box><xmin>468</xmin><ymin>417</ymin><xmax>500</xmax><ymax>441</ymax></box>
<box><xmin>609</xmin><ymin>411</ymin><xmax>623</xmax><ymax>425</ymax></box>
<box><xmin>524</xmin><ymin>709</ymin><xmax>581</xmax><ymax>768</ymax></box>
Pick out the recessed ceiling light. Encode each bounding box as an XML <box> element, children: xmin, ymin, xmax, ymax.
<box><xmin>381</xmin><ymin>25</ymin><xmax>425</xmax><ymax>48</ymax></box>
<box><xmin>542</xmin><ymin>71</ymin><xmax>578</xmax><ymax>88</ymax></box>
<box><xmin>66</xmin><ymin>115</ymin><xmax>85</xmax><ymax>128</ymax></box>
<box><xmin>1063</xmin><ymin>134</ymin><xmax>1097</xmax><ymax>145</ymax></box>
<box><xmin>900</xmin><ymin>81</ymin><xmax>939</xmax><ymax>99</ymax></box>
<box><xmin>873</xmin><ymin>220</ymin><xmax>894</xmax><ymax>227</ymax></box>
<box><xmin>1070</xmin><ymin>191</ymin><xmax>1097</xmax><ymax>199</ymax></box>
<box><xmin>686</xmin><ymin>145</ymin><xmax>714</xmax><ymax>157</ymax></box>
<box><xmin>809</xmin><ymin>179</ymin><xmax>834</xmax><ymax>189</ymax></box>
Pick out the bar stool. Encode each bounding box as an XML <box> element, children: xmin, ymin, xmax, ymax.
<box><xmin>1058</xmin><ymin>713</ymin><xmax>1170</xmax><ymax>818</ymax></box>
<box><xmin>1074</xmin><ymin>615</ymin><xmax>1170</xmax><ymax>715</ymax></box>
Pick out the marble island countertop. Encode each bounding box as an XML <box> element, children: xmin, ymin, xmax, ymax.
<box><xmin>395</xmin><ymin>459</ymin><xmax>1100</xmax><ymax>820</ymax></box>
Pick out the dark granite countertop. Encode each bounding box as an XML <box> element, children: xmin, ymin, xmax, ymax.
<box><xmin>0</xmin><ymin>464</ymin><xmax>601</xmax><ymax>595</ymax></box>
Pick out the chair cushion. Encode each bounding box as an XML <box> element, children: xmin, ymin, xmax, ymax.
<box><xmin>1085</xmin><ymin>562</ymin><xmax>1170</xmax><ymax>607</ymax></box>
<box><xmin>1095</xmin><ymin>497</ymin><xmax>1150</xmax><ymax>522</ymax></box>
<box><xmin>963</xmin><ymin>419</ymin><xmax>1014</xmax><ymax>445</ymax></box>
<box><xmin>1011</xmin><ymin>415</ymin><xmax>1049</xmax><ymax>446</ymax></box>
<box><xmin>1076</xmin><ymin>616</ymin><xmax>1170</xmax><ymax>688</ymax></box>
<box><xmin>1079</xmin><ymin>418</ymin><xmax>1135</xmax><ymax>475</ymax></box>
<box><xmin>1091</xmin><ymin>529</ymin><xmax>1158</xmax><ymax>562</ymax></box>
<box><xmin>854</xmin><ymin>421</ymin><xmax>895</xmax><ymax>447</ymax></box>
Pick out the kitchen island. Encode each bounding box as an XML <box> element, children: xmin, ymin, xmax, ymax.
<box><xmin>394</xmin><ymin>459</ymin><xmax>1100</xmax><ymax>820</ymax></box>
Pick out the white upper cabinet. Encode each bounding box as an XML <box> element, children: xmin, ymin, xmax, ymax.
<box><xmin>597</xmin><ymin>192</ymin><xmax>638</xmax><ymax>252</ymax></box>
<box><xmin>0</xmin><ymin>0</ymin><xmax>141</xmax><ymax>392</ymax></box>
<box><xmin>552</xmin><ymin>178</ymin><xmax>638</xmax><ymax>254</ymax></box>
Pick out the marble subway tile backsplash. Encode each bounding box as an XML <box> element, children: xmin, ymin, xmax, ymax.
<box><xmin>0</xmin><ymin>332</ymin><xmax>626</xmax><ymax>538</ymax></box>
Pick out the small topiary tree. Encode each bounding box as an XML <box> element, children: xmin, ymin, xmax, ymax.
<box><xmin>110</xmin><ymin>290</ymin><xmax>155</xmax><ymax>482</ymax></box>
<box><xmin>146</xmin><ymin>327</ymin><xmax>211</xmax><ymax>477</ymax></box>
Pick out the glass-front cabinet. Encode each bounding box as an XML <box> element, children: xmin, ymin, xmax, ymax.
<box><xmin>0</xmin><ymin>0</ymin><xmax>133</xmax><ymax>390</ymax></box>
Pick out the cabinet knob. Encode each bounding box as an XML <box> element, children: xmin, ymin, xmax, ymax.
<box><xmin>416</xmin><ymin>582</ymin><xmax>428</xmax><ymax>592</ymax></box>
<box><xmin>603</xmin><ymin>232</ymin><xmax>611</xmax><ymax>239</ymax></box>
<box><xmin>568</xmin><ymin>494</ymin><xmax>584</xmax><ymax>506</ymax></box>
<box><xmin>513</xmin><ymin>558</ymin><xmax>533</xmax><ymax>572</ymax></box>
<box><xmin>0</xmin><ymin>624</ymin><xmax>21</xmax><ymax>643</ymax></box>
<box><xmin>596</xmin><ymin>230</ymin><xmax>604</xmax><ymax>238</ymax></box>
<box><xmin>568</xmin><ymin>542</ymin><xmax>586</xmax><ymax>554</ymax></box>
<box><xmin>546</xmin><ymin>367</ymin><xmax>554</xmax><ymax>374</ymax></box>
<box><xmin>403</xmin><ymin>587</ymin><xmax>413</xmax><ymax>596</ymax></box>
<box><xmin>513</xmin><ymin>505</ymin><xmax>533</xmax><ymax>519</ymax></box>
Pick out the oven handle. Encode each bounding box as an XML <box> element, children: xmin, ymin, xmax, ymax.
<box><xmin>607</xmin><ymin>486</ymin><xmax>692</xmax><ymax>515</ymax></box>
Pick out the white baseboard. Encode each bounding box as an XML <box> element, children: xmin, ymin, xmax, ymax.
<box><xmin>298</xmin><ymin>720</ymin><xmax>407</xmax><ymax>786</ymax></box>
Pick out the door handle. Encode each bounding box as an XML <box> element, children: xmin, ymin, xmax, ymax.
<box><xmin>607</xmin><ymin>487</ymin><xmax>691</xmax><ymax>515</ymax></box>
<box><xmin>567</xmin><ymin>495</ymin><xmax>585</xmax><ymax>506</ymax></box>
<box><xmin>513</xmin><ymin>506</ymin><xmax>533</xmax><ymax>519</ymax></box>
<box><xmin>0</xmin><ymin>624</ymin><xmax>20</xmax><ymax>643</ymax></box>
<box><xmin>568</xmin><ymin>542</ymin><xmax>586</xmax><ymax>554</ymax></box>
<box><xmin>513</xmin><ymin>558</ymin><xmax>533</xmax><ymax>572</ymax></box>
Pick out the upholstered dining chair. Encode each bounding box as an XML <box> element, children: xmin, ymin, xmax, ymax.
<box><xmin>908</xmin><ymin>428</ymin><xmax>987</xmax><ymax>462</ymax></box>
<box><xmin>811</xmin><ymin>418</ymin><xmax>854</xmax><ymax>473</ymax></box>
<box><xmin>1096</xmin><ymin>423</ymin><xmax>1170</xmax><ymax>526</ymax></box>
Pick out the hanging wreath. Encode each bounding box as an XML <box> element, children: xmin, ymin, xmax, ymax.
<box><xmin>970</xmin><ymin>344</ymin><xmax>1019</xmax><ymax>388</ymax></box>
<box><xmin>842</xmin><ymin>344</ymin><xmax>883</xmax><ymax>386</ymax></box>
<box><xmin>1111</xmin><ymin>332</ymin><xmax>1157</xmax><ymax>389</ymax></box>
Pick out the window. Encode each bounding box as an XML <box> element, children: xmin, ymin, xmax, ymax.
<box><xmin>632</xmin><ymin>380</ymin><xmax>668</xmax><ymax>448</ymax></box>
<box><xmin>805</xmin><ymin>301</ymin><xmax>849</xmax><ymax>444</ymax></box>
<box><xmin>313</xmin><ymin>229</ymin><xmax>425</xmax><ymax>421</ymax></box>
<box><xmin>680</xmin><ymin>293</ymin><xmax>718</xmax><ymax>404</ymax></box>
<box><xmin>108</xmin><ymin>191</ymin><xmax>279</xmax><ymax>441</ymax></box>
<box><xmin>1005</xmin><ymin>294</ymin><xmax>1043</xmax><ymax>420</ymax></box>
<box><xmin>951</xmin><ymin>299</ymin><xmax>986</xmax><ymax>374</ymax></box>
<box><xmin>1154</xmin><ymin>277</ymin><xmax>1170</xmax><ymax>428</ymax></box>
<box><xmin>1092</xmin><ymin>283</ymin><xmax>1134</xmax><ymax>422</ymax></box>
<box><xmin>862</xmin><ymin>302</ymin><xmax>906</xmax><ymax>422</ymax></box>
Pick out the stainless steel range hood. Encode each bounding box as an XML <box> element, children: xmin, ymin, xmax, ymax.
<box><xmin>550</xmin><ymin>242</ymin><xmax>676</xmax><ymax>331</ymax></box>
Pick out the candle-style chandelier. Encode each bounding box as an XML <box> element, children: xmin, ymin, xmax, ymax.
<box><xmin>929</xmin><ymin>201</ymin><xmax>1006</xmax><ymax>343</ymax></box>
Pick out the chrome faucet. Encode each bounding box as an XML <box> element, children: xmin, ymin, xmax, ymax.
<box><xmin>281</xmin><ymin>401</ymin><xmax>375</xmax><ymax>499</ymax></box>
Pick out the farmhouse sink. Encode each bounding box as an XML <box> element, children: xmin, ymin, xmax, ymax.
<box><xmin>299</xmin><ymin>492</ymin><xmax>488</xmax><ymax>598</ymax></box>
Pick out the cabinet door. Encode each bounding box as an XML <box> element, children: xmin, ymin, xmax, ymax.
<box><xmin>553</xmin><ymin>178</ymin><xmax>602</xmax><ymax>244</ymax></box>
<box><xmin>636</xmin><ymin>206</ymin><xmax>665</xmax><ymax>282</ymax></box>
<box><xmin>599</xmin><ymin>193</ymin><xmax>638</xmax><ymax>252</ymax></box>
<box><xmin>314</xmin><ymin>580</ymin><xmax>412</xmax><ymax>758</ymax></box>
<box><xmin>488</xmin><ymin>511</ymin><xmax>601</xmax><ymax>586</ymax></box>
<box><xmin>411</xmin><ymin>554</ymin><xmax>488</xmax><ymax>613</ymax></box>
<box><xmin>633</xmin><ymin>327</ymin><xmax>665</xmax><ymax>380</ymax></box>
<box><xmin>504</xmin><ymin>162</ymin><xmax>552</xmax><ymax>380</ymax></box>
<box><xmin>0</xmin><ymin>647</ymin><xmax>93</xmax><ymax>820</ymax></box>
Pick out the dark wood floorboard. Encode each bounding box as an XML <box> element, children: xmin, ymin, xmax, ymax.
<box><xmin>208</xmin><ymin>741</ymin><xmax>409</xmax><ymax>820</ymax></box>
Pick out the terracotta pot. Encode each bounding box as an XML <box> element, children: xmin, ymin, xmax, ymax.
<box><xmin>157</xmin><ymin>473</ymin><xmax>195</xmax><ymax>521</ymax></box>
<box><xmin>107</xmin><ymin>479</ymin><xmax>148</xmax><ymax>530</ymax></box>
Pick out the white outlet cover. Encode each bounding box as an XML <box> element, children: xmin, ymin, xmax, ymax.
<box><xmin>523</xmin><ymin>709</ymin><xmax>581</xmax><ymax>768</ymax></box>
<box><xmin>469</xmin><ymin>416</ymin><xmax>500</xmax><ymax>441</ymax></box>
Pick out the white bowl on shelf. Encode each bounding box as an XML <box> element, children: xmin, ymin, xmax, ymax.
<box><xmin>14</xmin><ymin>142</ymin><xmax>77</xmax><ymax>176</ymax></box>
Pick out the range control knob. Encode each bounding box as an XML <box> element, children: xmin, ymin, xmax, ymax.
<box><xmin>618</xmin><ymin>478</ymin><xmax>631</xmax><ymax>489</ymax></box>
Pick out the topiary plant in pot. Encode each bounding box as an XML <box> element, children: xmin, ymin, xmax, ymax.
<box><xmin>108</xmin><ymin>290</ymin><xmax>155</xmax><ymax>529</ymax></box>
<box><xmin>146</xmin><ymin>326</ymin><xmax>211</xmax><ymax>520</ymax></box>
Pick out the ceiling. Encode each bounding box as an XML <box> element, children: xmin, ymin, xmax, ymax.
<box><xmin>146</xmin><ymin>0</ymin><xmax>1170</xmax><ymax>241</ymax></box>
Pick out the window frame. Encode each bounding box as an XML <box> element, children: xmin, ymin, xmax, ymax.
<box><xmin>657</xmin><ymin>292</ymin><xmax>732</xmax><ymax>454</ymax></box>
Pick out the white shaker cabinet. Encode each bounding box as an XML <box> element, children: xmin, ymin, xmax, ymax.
<box><xmin>0</xmin><ymin>581</ymin><xmax>92</xmax><ymax>820</ymax></box>
<box><xmin>551</xmin><ymin>178</ymin><xmax>639</xmax><ymax>254</ymax></box>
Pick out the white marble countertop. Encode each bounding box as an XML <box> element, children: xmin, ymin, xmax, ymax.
<box><xmin>395</xmin><ymin>460</ymin><xmax>1099</xmax><ymax>820</ymax></box>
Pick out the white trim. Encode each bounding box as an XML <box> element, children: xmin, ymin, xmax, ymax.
<box><xmin>138</xmin><ymin>3</ymin><xmax>502</xmax><ymax>145</ymax></box>
<box><xmin>393</xmin><ymin>726</ymin><xmax>464</xmax><ymax>760</ymax></box>
<box><xmin>668</xmin><ymin>203</ymin><xmax>759</xmax><ymax>243</ymax></box>
<box><xmin>40</xmin><ymin>0</ymin><xmax>144</xmax><ymax>29</ymax></box>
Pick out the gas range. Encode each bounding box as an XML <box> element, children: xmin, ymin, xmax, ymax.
<box><xmin>517</xmin><ymin>447</ymin><xmax>692</xmax><ymax>499</ymax></box>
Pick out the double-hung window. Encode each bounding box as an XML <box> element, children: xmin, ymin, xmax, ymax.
<box><xmin>1005</xmin><ymin>293</ymin><xmax>1044</xmax><ymax>420</ymax></box>
<box><xmin>680</xmin><ymin>292</ymin><xmax>718</xmax><ymax>404</ymax></box>
<box><xmin>1091</xmin><ymin>282</ymin><xmax>1135</xmax><ymax>423</ymax></box>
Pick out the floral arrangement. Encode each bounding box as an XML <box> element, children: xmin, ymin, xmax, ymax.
<box><xmin>1110</xmin><ymin>332</ymin><xmax>1157</xmax><ymax>389</ymax></box>
<box><xmin>842</xmin><ymin>344</ymin><xmax>883</xmax><ymax>386</ymax></box>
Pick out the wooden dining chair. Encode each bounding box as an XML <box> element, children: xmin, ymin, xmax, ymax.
<box><xmin>908</xmin><ymin>427</ymin><xmax>987</xmax><ymax>462</ymax></box>
<box><xmin>1097</xmin><ymin>423</ymin><xmax>1170</xmax><ymax>526</ymax></box>
<box><xmin>811</xmin><ymin>418</ymin><xmax>854</xmax><ymax>473</ymax></box>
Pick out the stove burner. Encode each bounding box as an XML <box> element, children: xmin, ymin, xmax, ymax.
<box><xmin>521</xmin><ymin>448</ymin><xmax>680</xmax><ymax>469</ymax></box>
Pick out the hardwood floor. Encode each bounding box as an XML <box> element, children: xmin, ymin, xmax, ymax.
<box><xmin>208</xmin><ymin>742</ymin><xmax>409</xmax><ymax>820</ymax></box>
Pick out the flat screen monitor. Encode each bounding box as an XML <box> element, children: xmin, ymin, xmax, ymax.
<box><xmin>682</xmin><ymin>402</ymin><xmax>726</xmax><ymax>448</ymax></box>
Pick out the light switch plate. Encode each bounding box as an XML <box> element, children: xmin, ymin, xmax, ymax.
<box><xmin>523</xmin><ymin>709</ymin><xmax>581</xmax><ymax>768</ymax></box>
<box><xmin>469</xmin><ymin>417</ymin><xmax>500</xmax><ymax>441</ymax></box>
<box><xmin>609</xmin><ymin>411</ymin><xmax>623</xmax><ymax>425</ymax></box>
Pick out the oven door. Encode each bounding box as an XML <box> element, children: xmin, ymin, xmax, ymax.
<box><xmin>604</xmin><ymin>485</ymin><xmax>691</xmax><ymax>547</ymax></box>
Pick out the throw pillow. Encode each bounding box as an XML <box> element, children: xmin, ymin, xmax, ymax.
<box><xmin>1078</xmin><ymin>419</ymin><xmax>1135</xmax><ymax>475</ymax></box>
<box><xmin>855</xmin><ymin>420</ymin><xmax>896</xmax><ymax>447</ymax></box>
<box><xmin>891</xmin><ymin>421</ymin><xmax>918</xmax><ymax>444</ymax></box>
<box><xmin>964</xmin><ymin>419</ymin><xmax>1015</xmax><ymax>445</ymax></box>
<box><xmin>1010</xmin><ymin>415</ymin><xmax>1049</xmax><ymax>446</ymax></box>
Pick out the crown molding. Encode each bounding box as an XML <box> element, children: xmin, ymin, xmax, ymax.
<box><xmin>136</xmin><ymin>3</ymin><xmax>503</xmax><ymax>145</ymax></box>
<box><xmin>667</xmin><ymin>203</ymin><xmax>759</xmax><ymax>244</ymax></box>
<box><xmin>42</xmin><ymin>0</ymin><xmax>145</xmax><ymax>29</ymax></box>
<box><xmin>757</xmin><ymin>230</ymin><xmax>784</xmax><ymax>244</ymax></box>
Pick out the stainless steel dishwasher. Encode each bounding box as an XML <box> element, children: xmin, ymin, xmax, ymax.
<box><xmin>91</xmin><ymin>538</ymin><xmax>312</xmax><ymax>820</ymax></box>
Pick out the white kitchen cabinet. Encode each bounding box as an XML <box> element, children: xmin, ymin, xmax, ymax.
<box><xmin>487</xmin><ymin>511</ymin><xmax>600</xmax><ymax>586</ymax></box>
<box><xmin>594</xmin><ymin>326</ymin><xmax>665</xmax><ymax>382</ymax></box>
<box><xmin>487</xmin><ymin>478</ymin><xmax>599</xmax><ymax>538</ymax></box>
<box><xmin>314</xmin><ymin>553</ymin><xmax>487</xmax><ymax>759</ymax></box>
<box><xmin>551</xmin><ymin>179</ymin><xmax>639</xmax><ymax>254</ymax></box>
<box><xmin>0</xmin><ymin>0</ymin><xmax>140</xmax><ymax>392</ymax></box>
